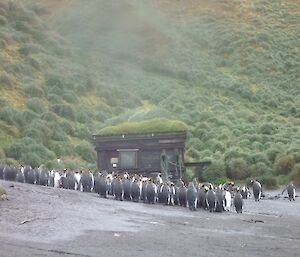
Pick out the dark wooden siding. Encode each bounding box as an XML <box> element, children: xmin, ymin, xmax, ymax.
<box><xmin>92</xmin><ymin>132</ymin><xmax>186</xmax><ymax>175</ymax></box>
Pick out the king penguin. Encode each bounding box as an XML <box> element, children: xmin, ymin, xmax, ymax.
<box><xmin>206</xmin><ymin>184</ymin><xmax>216</xmax><ymax>212</ymax></box>
<box><xmin>251</xmin><ymin>180</ymin><xmax>262</xmax><ymax>201</ymax></box>
<box><xmin>233</xmin><ymin>187</ymin><xmax>244</xmax><ymax>213</ymax></box>
<box><xmin>187</xmin><ymin>182</ymin><xmax>198</xmax><ymax>211</ymax></box>
<box><xmin>282</xmin><ymin>182</ymin><xmax>296</xmax><ymax>201</ymax></box>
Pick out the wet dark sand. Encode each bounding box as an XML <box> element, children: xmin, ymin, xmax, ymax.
<box><xmin>0</xmin><ymin>180</ymin><xmax>299</xmax><ymax>257</ymax></box>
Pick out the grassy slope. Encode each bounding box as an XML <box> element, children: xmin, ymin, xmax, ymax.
<box><xmin>1</xmin><ymin>0</ymin><xmax>300</xmax><ymax>182</ymax></box>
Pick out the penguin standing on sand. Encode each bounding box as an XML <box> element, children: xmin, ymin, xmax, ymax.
<box><xmin>146</xmin><ymin>179</ymin><xmax>157</xmax><ymax>204</ymax></box>
<box><xmin>215</xmin><ymin>186</ymin><xmax>225</xmax><ymax>212</ymax></box>
<box><xmin>224</xmin><ymin>188</ymin><xmax>232</xmax><ymax>212</ymax></box>
<box><xmin>53</xmin><ymin>171</ymin><xmax>61</xmax><ymax>188</ymax></box>
<box><xmin>130</xmin><ymin>177</ymin><xmax>141</xmax><ymax>202</ymax></box>
<box><xmin>114</xmin><ymin>175</ymin><xmax>124</xmax><ymax>201</ymax></box>
<box><xmin>197</xmin><ymin>185</ymin><xmax>208</xmax><ymax>209</ymax></box>
<box><xmin>66</xmin><ymin>170</ymin><xmax>77</xmax><ymax>190</ymax></box>
<box><xmin>178</xmin><ymin>184</ymin><xmax>187</xmax><ymax>207</ymax></box>
<box><xmin>27</xmin><ymin>168</ymin><xmax>37</xmax><ymax>184</ymax></box>
<box><xmin>141</xmin><ymin>178</ymin><xmax>148</xmax><ymax>203</ymax></box>
<box><xmin>206</xmin><ymin>184</ymin><xmax>216</xmax><ymax>212</ymax></box>
<box><xmin>282</xmin><ymin>182</ymin><xmax>296</xmax><ymax>201</ymax></box>
<box><xmin>241</xmin><ymin>185</ymin><xmax>250</xmax><ymax>199</ymax></box>
<box><xmin>74</xmin><ymin>171</ymin><xmax>82</xmax><ymax>191</ymax></box>
<box><xmin>23</xmin><ymin>166</ymin><xmax>32</xmax><ymax>183</ymax></box>
<box><xmin>16</xmin><ymin>166</ymin><xmax>25</xmax><ymax>183</ymax></box>
<box><xmin>48</xmin><ymin>170</ymin><xmax>55</xmax><ymax>187</ymax></box>
<box><xmin>123</xmin><ymin>175</ymin><xmax>132</xmax><ymax>201</ymax></box>
<box><xmin>233</xmin><ymin>187</ymin><xmax>244</xmax><ymax>213</ymax></box>
<box><xmin>159</xmin><ymin>182</ymin><xmax>171</xmax><ymax>205</ymax></box>
<box><xmin>3</xmin><ymin>165</ymin><xmax>17</xmax><ymax>181</ymax></box>
<box><xmin>38</xmin><ymin>167</ymin><xmax>49</xmax><ymax>186</ymax></box>
<box><xmin>93</xmin><ymin>172</ymin><xmax>101</xmax><ymax>195</ymax></box>
<box><xmin>187</xmin><ymin>182</ymin><xmax>198</xmax><ymax>211</ymax></box>
<box><xmin>81</xmin><ymin>170</ymin><xmax>94</xmax><ymax>192</ymax></box>
<box><xmin>99</xmin><ymin>174</ymin><xmax>109</xmax><ymax>198</ymax></box>
<box><xmin>60</xmin><ymin>169</ymin><xmax>68</xmax><ymax>189</ymax></box>
<box><xmin>251</xmin><ymin>180</ymin><xmax>262</xmax><ymax>201</ymax></box>
<box><xmin>169</xmin><ymin>182</ymin><xmax>176</xmax><ymax>206</ymax></box>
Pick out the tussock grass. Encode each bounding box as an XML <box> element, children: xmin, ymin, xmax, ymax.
<box><xmin>99</xmin><ymin>119</ymin><xmax>188</xmax><ymax>136</ymax></box>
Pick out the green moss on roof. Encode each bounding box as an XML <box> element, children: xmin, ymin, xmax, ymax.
<box><xmin>98</xmin><ymin>119</ymin><xmax>188</xmax><ymax>136</ymax></box>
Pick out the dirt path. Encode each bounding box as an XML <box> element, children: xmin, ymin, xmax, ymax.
<box><xmin>0</xmin><ymin>180</ymin><xmax>300</xmax><ymax>257</ymax></box>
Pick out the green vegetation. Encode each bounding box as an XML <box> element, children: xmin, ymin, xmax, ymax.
<box><xmin>0</xmin><ymin>187</ymin><xmax>6</xmax><ymax>197</ymax></box>
<box><xmin>0</xmin><ymin>0</ymin><xmax>299</xmax><ymax>186</ymax></box>
<box><xmin>99</xmin><ymin>119</ymin><xmax>187</xmax><ymax>136</ymax></box>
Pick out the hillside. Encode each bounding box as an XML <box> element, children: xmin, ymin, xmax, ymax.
<box><xmin>1</xmin><ymin>0</ymin><xmax>300</xmax><ymax>184</ymax></box>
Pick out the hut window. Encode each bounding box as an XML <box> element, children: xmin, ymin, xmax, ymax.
<box><xmin>118</xmin><ymin>149</ymin><xmax>138</xmax><ymax>169</ymax></box>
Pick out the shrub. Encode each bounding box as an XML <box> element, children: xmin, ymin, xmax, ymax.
<box><xmin>5</xmin><ymin>63</ymin><xmax>25</xmax><ymax>74</ymax></box>
<box><xmin>20</xmin><ymin>152</ymin><xmax>41</xmax><ymax>168</ymax></box>
<box><xmin>290</xmin><ymin>164</ymin><xmax>300</xmax><ymax>187</ymax></box>
<box><xmin>41</xmin><ymin>112</ymin><xmax>59</xmax><ymax>123</ymax></box>
<box><xmin>0</xmin><ymin>15</ymin><xmax>7</xmax><ymax>25</ymax></box>
<box><xmin>74</xmin><ymin>126</ymin><xmax>91</xmax><ymax>140</ymax></box>
<box><xmin>51</xmin><ymin>103</ymin><xmax>75</xmax><ymax>121</ymax></box>
<box><xmin>63</xmin><ymin>159</ymin><xmax>84</xmax><ymax>170</ymax></box>
<box><xmin>30</xmin><ymin>4</ymin><xmax>49</xmax><ymax>16</ymax></box>
<box><xmin>276</xmin><ymin>175</ymin><xmax>290</xmax><ymax>186</ymax></box>
<box><xmin>0</xmin><ymin>8</ymin><xmax>7</xmax><ymax>17</ymax></box>
<box><xmin>94</xmin><ymin>110</ymin><xmax>110</xmax><ymax>122</ymax></box>
<box><xmin>76</xmin><ymin>108</ymin><xmax>90</xmax><ymax>123</ymax></box>
<box><xmin>19</xmin><ymin>43</ymin><xmax>42</xmax><ymax>56</ymax></box>
<box><xmin>5</xmin><ymin>137</ymin><xmax>35</xmax><ymax>159</ymax></box>
<box><xmin>0</xmin><ymin>186</ymin><xmax>6</xmax><ymax>198</ymax></box>
<box><xmin>48</xmin><ymin>141</ymin><xmax>74</xmax><ymax>156</ymax></box>
<box><xmin>26</xmin><ymin>98</ymin><xmax>46</xmax><ymax>114</ymax></box>
<box><xmin>274</xmin><ymin>154</ymin><xmax>295</xmax><ymax>175</ymax></box>
<box><xmin>0</xmin><ymin>121</ymin><xmax>18</xmax><ymax>137</ymax></box>
<box><xmin>62</xmin><ymin>91</ymin><xmax>77</xmax><ymax>103</ymax></box>
<box><xmin>0</xmin><ymin>148</ymin><xmax>5</xmax><ymax>159</ymax></box>
<box><xmin>259</xmin><ymin>122</ymin><xmax>276</xmax><ymax>135</ymax></box>
<box><xmin>14</xmin><ymin>110</ymin><xmax>38</xmax><ymax>128</ymax></box>
<box><xmin>224</xmin><ymin>147</ymin><xmax>247</xmax><ymax>163</ymax></box>
<box><xmin>0</xmin><ymin>39</ymin><xmax>6</xmax><ymax>48</ymax></box>
<box><xmin>227</xmin><ymin>158</ymin><xmax>249</xmax><ymax>180</ymax></box>
<box><xmin>60</xmin><ymin>120</ymin><xmax>74</xmax><ymax>136</ymax></box>
<box><xmin>0</xmin><ymin>158</ymin><xmax>19</xmax><ymax>166</ymax></box>
<box><xmin>26</xmin><ymin>143</ymin><xmax>56</xmax><ymax>163</ymax></box>
<box><xmin>27</xmin><ymin>56</ymin><xmax>41</xmax><ymax>70</ymax></box>
<box><xmin>0</xmin><ymin>72</ymin><xmax>14</xmax><ymax>88</ymax></box>
<box><xmin>266</xmin><ymin>146</ymin><xmax>283</xmax><ymax>163</ymax></box>
<box><xmin>0</xmin><ymin>106</ymin><xmax>16</xmax><ymax>125</ymax></box>
<box><xmin>257</xmin><ymin>175</ymin><xmax>278</xmax><ymax>189</ymax></box>
<box><xmin>249</xmin><ymin>162</ymin><xmax>272</xmax><ymax>177</ymax></box>
<box><xmin>75</xmin><ymin>141</ymin><xmax>96</xmax><ymax>163</ymax></box>
<box><xmin>46</xmin><ymin>74</ymin><xmax>64</xmax><ymax>89</ymax></box>
<box><xmin>202</xmin><ymin>160</ymin><xmax>226</xmax><ymax>183</ymax></box>
<box><xmin>247</xmin><ymin>152</ymin><xmax>270</xmax><ymax>166</ymax></box>
<box><xmin>23</xmin><ymin>84</ymin><xmax>45</xmax><ymax>97</ymax></box>
<box><xmin>49</xmin><ymin>123</ymin><xmax>68</xmax><ymax>141</ymax></box>
<box><xmin>183</xmin><ymin>168</ymin><xmax>194</xmax><ymax>183</ymax></box>
<box><xmin>22</xmin><ymin>120</ymin><xmax>52</xmax><ymax>140</ymax></box>
<box><xmin>21</xmin><ymin>127</ymin><xmax>45</xmax><ymax>143</ymax></box>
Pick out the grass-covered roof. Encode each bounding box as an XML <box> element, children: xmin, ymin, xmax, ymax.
<box><xmin>98</xmin><ymin>119</ymin><xmax>188</xmax><ymax>136</ymax></box>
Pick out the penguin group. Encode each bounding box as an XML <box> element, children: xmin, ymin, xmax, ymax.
<box><xmin>0</xmin><ymin>164</ymin><xmax>296</xmax><ymax>214</ymax></box>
